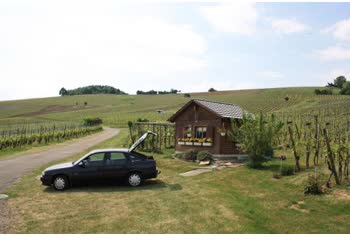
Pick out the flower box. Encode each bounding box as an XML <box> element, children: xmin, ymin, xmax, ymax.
<box><xmin>203</xmin><ymin>142</ymin><xmax>213</xmax><ymax>147</ymax></box>
<box><xmin>178</xmin><ymin>141</ymin><xmax>185</xmax><ymax>145</ymax></box>
<box><xmin>185</xmin><ymin>142</ymin><xmax>193</xmax><ymax>146</ymax></box>
<box><xmin>193</xmin><ymin>142</ymin><xmax>202</xmax><ymax>146</ymax></box>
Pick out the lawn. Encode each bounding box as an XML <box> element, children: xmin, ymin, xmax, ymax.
<box><xmin>4</xmin><ymin>129</ymin><xmax>350</xmax><ymax>234</ymax></box>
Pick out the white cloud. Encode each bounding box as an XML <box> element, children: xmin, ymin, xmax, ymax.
<box><xmin>269</xmin><ymin>18</ymin><xmax>309</xmax><ymax>34</ymax></box>
<box><xmin>314</xmin><ymin>46</ymin><xmax>350</xmax><ymax>61</ymax></box>
<box><xmin>322</xmin><ymin>19</ymin><xmax>350</xmax><ymax>41</ymax></box>
<box><xmin>0</xmin><ymin>0</ymin><xmax>208</xmax><ymax>100</ymax></box>
<box><xmin>199</xmin><ymin>2</ymin><xmax>258</xmax><ymax>35</ymax></box>
<box><xmin>258</xmin><ymin>71</ymin><xmax>284</xmax><ymax>79</ymax></box>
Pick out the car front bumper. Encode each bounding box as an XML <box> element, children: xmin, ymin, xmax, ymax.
<box><xmin>40</xmin><ymin>175</ymin><xmax>52</xmax><ymax>186</ymax></box>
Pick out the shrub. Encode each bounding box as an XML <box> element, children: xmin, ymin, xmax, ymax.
<box><xmin>280</xmin><ymin>165</ymin><xmax>295</xmax><ymax>176</ymax></box>
<box><xmin>231</xmin><ymin>113</ymin><xmax>283</xmax><ymax>168</ymax></box>
<box><xmin>197</xmin><ymin>151</ymin><xmax>213</xmax><ymax>162</ymax></box>
<box><xmin>184</xmin><ymin>93</ymin><xmax>191</xmax><ymax>98</ymax></box>
<box><xmin>183</xmin><ymin>149</ymin><xmax>198</xmax><ymax>161</ymax></box>
<box><xmin>314</xmin><ymin>89</ymin><xmax>333</xmax><ymax>95</ymax></box>
<box><xmin>174</xmin><ymin>153</ymin><xmax>183</xmax><ymax>159</ymax></box>
<box><xmin>304</xmin><ymin>174</ymin><xmax>325</xmax><ymax>195</ymax></box>
<box><xmin>83</xmin><ymin>117</ymin><xmax>103</xmax><ymax>126</ymax></box>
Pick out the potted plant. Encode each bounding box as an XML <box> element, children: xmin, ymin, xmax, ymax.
<box><xmin>185</xmin><ymin>138</ymin><xmax>193</xmax><ymax>146</ymax></box>
<box><xmin>185</xmin><ymin>128</ymin><xmax>192</xmax><ymax>137</ymax></box>
<box><xmin>193</xmin><ymin>138</ymin><xmax>202</xmax><ymax>146</ymax></box>
<box><xmin>178</xmin><ymin>138</ymin><xmax>185</xmax><ymax>145</ymax></box>
<box><xmin>203</xmin><ymin>138</ymin><xmax>213</xmax><ymax>146</ymax></box>
<box><xmin>217</xmin><ymin>127</ymin><xmax>226</xmax><ymax>136</ymax></box>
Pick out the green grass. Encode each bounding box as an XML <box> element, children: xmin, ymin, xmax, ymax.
<box><xmin>5</xmin><ymin>129</ymin><xmax>350</xmax><ymax>233</ymax></box>
<box><xmin>2</xmin><ymin>87</ymin><xmax>350</xmax><ymax>128</ymax></box>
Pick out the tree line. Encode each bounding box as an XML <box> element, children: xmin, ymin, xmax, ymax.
<box><xmin>315</xmin><ymin>76</ymin><xmax>350</xmax><ymax>95</ymax></box>
<box><xmin>136</xmin><ymin>89</ymin><xmax>180</xmax><ymax>95</ymax></box>
<box><xmin>59</xmin><ymin>85</ymin><xmax>127</xmax><ymax>96</ymax></box>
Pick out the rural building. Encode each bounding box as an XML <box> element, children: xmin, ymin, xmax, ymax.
<box><xmin>168</xmin><ymin>99</ymin><xmax>247</xmax><ymax>159</ymax></box>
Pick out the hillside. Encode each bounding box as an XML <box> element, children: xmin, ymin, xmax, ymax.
<box><xmin>1</xmin><ymin>87</ymin><xmax>350</xmax><ymax>128</ymax></box>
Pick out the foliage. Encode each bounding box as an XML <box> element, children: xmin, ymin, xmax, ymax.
<box><xmin>59</xmin><ymin>87</ymin><xmax>68</xmax><ymax>96</ymax></box>
<box><xmin>340</xmin><ymin>81</ymin><xmax>350</xmax><ymax>95</ymax></box>
<box><xmin>0</xmin><ymin>126</ymin><xmax>102</xmax><ymax>151</ymax></box>
<box><xmin>280</xmin><ymin>165</ymin><xmax>295</xmax><ymax>176</ymax></box>
<box><xmin>83</xmin><ymin>117</ymin><xmax>103</xmax><ymax>126</ymax></box>
<box><xmin>231</xmin><ymin>113</ymin><xmax>284</xmax><ymax>168</ymax></box>
<box><xmin>328</xmin><ymin>76</ymin><xmax>347</xmax><ymax>88</ymax></box>
<box><xmin>197</xmin><ymin>151</ymin><xmax>213</xmax><ymax>162</ymax></box>
<box><xmin>60</xmin><ymin>85</ymin><xmax>127</xmax><ymax>96</ymax></box>
<box><xmin>183</xmin><ymin>149</ymin><xmax>198</xmax><ymax>161</ymax></box>
<box><xmin>184</xmin><ymin>93</ymin><xmax>191</xmax><ymax>98</ymax></box>
<box><xmin>314</xmin><ymin>89</ymin><xmax>333</xmax><ymax>95</ymax></box>
<box><xmin>137</xmin><ymin>89</ymin><xmax>179</xmax><ymax>95</ymax></box>
<box><xmin>304</xmin><ymin>174</ymin><xmax>325</xmax><ymax>195</ymax></box>
<box><xmin>208</xmin><ymin>88</ymin><xmax>217</xmax><ymax>92</ymax></box>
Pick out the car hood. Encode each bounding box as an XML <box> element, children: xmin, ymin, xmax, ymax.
<box><xmin>44</xmin><ymin>162</ymin><xmax>73</xmax><ymax>172</ymax></box>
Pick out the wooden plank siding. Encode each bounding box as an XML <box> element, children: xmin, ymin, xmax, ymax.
<box><xmin>172</xmin><ymin>101</ymin><xmax>240</xmax><ymax>155</ymax></box>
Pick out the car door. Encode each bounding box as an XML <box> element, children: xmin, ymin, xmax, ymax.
<box><xmin>100</xmin><ymin>152</ymin><xmax>129</xmax><ymax>181</ymax></box>
<box><xmin>71</xmin><ymin>152</ymin><xmax>106</xmax><ymax>183</ymax></box>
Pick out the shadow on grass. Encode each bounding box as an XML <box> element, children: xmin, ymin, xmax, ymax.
<box><xmin>248</xmin><ymin>159</ymin><xmax>292</xmax><ymax>172</ymax></box>
<box><xmin>43</xmin><ymin>179</ymin><xmax>183</xmax><ymax>193</ymax></box>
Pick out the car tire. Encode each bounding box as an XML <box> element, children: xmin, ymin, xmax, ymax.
<box><xmin>53</xmin><ymin>175</ymin><xmax>69</xmax><ymax>191</ymax></box>
<box><xmin>127</xmin><ymin>172</ymin><xmax>143</xmax><ymax>187</ymax></box>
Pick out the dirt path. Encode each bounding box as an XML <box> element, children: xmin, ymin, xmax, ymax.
<box><xmin>0</xmin><ymin>127</ymin><xmax>120</xmax><ymax>233</ymax></box>
<box><xmin>0</xmin><ymin>127</ymin><xmax>120</xmax><ymax>192</ymax></box>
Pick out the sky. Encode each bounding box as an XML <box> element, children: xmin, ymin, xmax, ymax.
<box><xmin>1</xmin><ymin>1</ymin><xmax>350</xmax><ymax>100</ymax></box>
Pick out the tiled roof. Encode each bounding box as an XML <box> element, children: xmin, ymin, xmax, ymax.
<box><xmin>193</xmin><ymin>99</ymin><xmax>246</xmax><ymax>119</ymax></box>
<box><xmin>168</xmin><ymin>98</ymin><xmax>247</xmax><ymax>122</ymax></box>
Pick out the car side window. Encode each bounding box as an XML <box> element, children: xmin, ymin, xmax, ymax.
<box><xmin>87</xmin><ymin>153</ymin><xmax>105</xmax><ymax>166</ymax></box>
<box><xmin>108</xmin><ymin>152</ymin><xmax>127</xmax><ymax>165</ymax></box>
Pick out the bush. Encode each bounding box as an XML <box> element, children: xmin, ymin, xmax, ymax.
<box><xmin>197</xmin><ymin>151</ymin><xmax>213</xmax><ymax>162</ymax></box>
<box><xmin>183</xmin><ymin>149</ymin><xmax>198</xmax><ymax>161</ymax></box>
<box><xmin>314</xmin><ymin>89</ymin><xmax>333</xmax><ymax>95</ymax></box>
<box><xmin>231</xmin><ymin>113</ymin><xmax>283</xmax><ymax>168</ymax></box>
<box><xmin>174</xmin><ymin>153</ymin><xmax>183</xmax><ymax>159</ymax></box>
<box><xmin>280</xmin><ymin>165</ymin><xmax>295</xmax><ymax>176</ymax></box>
<box><xmin>304</xmin><ymin>174</ymin><xmax>325</xmax><ymax>195</ymax></box>
<box><xmin>184</xmin><ymin>93</ymin><xmax>191</xmax><ymax>98</ymax></box>
<box><xmin>83</xmin><ymin>117</ymin><xmax>103</xmax><ymax>126</ymax></box>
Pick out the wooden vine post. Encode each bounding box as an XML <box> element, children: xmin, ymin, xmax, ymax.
<box><xmin>313</xmin><ymin>115</ymin><xmax>320</xmax><ymax>166</ymax></box>
<box><xmin>288</xmin><ymin>125</ymin><xmax>301</xmax><ymax>171</ymax></box>
<box><xmin>323</xmin><ymin>128</ymin><xmax>341</xmax><ymax>185</ymax></box>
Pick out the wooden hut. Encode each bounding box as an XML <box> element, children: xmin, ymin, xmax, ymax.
<box><xmin>168</xmin><ymin>99</ymin><xmax>247</xmax><ymax>159</ymax></box>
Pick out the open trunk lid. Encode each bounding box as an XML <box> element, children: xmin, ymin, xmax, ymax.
<box><xmin>128</xmin><ymin>131</ymin><xmax>157</xmax><ymax>153</ymax></box>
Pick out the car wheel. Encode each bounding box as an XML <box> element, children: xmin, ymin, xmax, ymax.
<box><xmin>128</xmin><ymin>172</ymin><xmax>142</xmax><ymax>187</ymax></box>
<box><xmin>53</xmin><ymin>175</ymin><xmax>69</xmax><ymax>191</ymax></box>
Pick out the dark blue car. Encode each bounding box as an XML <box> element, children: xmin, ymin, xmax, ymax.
<box><xmin>40</xmin><ymin>131</ymin><xmax>160</xmax><ymax>190</ymax></box>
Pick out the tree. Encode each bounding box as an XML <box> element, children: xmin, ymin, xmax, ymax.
<box><xmin>208</xmin><ymin>88</ymin><xmax>217</xmax><ymax>92</ymax></box>
<box><xmin>59</xmin><ymin>87</ymin><xmax>68</xmax><ymax>96</ymax></box>
<box><xmin>328</xmin><ymin>76</ymin><xmax>347</xmax><ymax>88</ymax></box>
<box><xmin>231</xmin><ymin>113</ymin><xmax>284</xmax><ymax>168</ymax></box>
<box><xmin>334</xmin><ymin>76</ymin><xmax>347</xmax><ymax>88</ymax></box>
<box><xmin>340</xmin><ymin>81</ymin><xmax>350</xmax><ymax>95</ymax></box>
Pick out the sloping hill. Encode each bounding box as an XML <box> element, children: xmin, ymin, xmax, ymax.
<box><xmin>1</xmin><ymin>87</ymin><xmax>350</xmax><ymax>127</ymax></box>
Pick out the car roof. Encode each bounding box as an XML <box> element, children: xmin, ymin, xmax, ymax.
<box><xmin>87</xmin><ymin>148</ymin><xmax>129</xmax><ymax>154</ymax></box>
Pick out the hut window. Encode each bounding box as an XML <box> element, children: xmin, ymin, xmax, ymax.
<box><xmin>195</xmin><ymin>127</ymin><xmax>207</xmax><ymax>139</ymax></box>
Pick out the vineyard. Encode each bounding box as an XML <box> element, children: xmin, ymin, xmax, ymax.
<box><xmin>270</xmin><ymin>106</ymin><xmax>350</xmax><ymax>189</ymax></box>
<box><xmin>0</xmin><ymin>122</ymin><xmax>103</xmax><ymax>151</ymax></box>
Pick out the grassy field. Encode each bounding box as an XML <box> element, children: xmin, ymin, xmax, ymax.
<box><xmin>4</xmin><ymin>129</ymin><xmax>350</xmax><ymax>234</ymax></box>
<box><xmin>1</xmin><ymin>87</ymin><xmax>350</xmax><ymax>128</ymax></box>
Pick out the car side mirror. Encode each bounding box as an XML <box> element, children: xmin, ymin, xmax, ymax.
<box><xmin>79</xmin><ymin>160</ymin><xmax>88</xmax><ymax>168</ymax></box>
